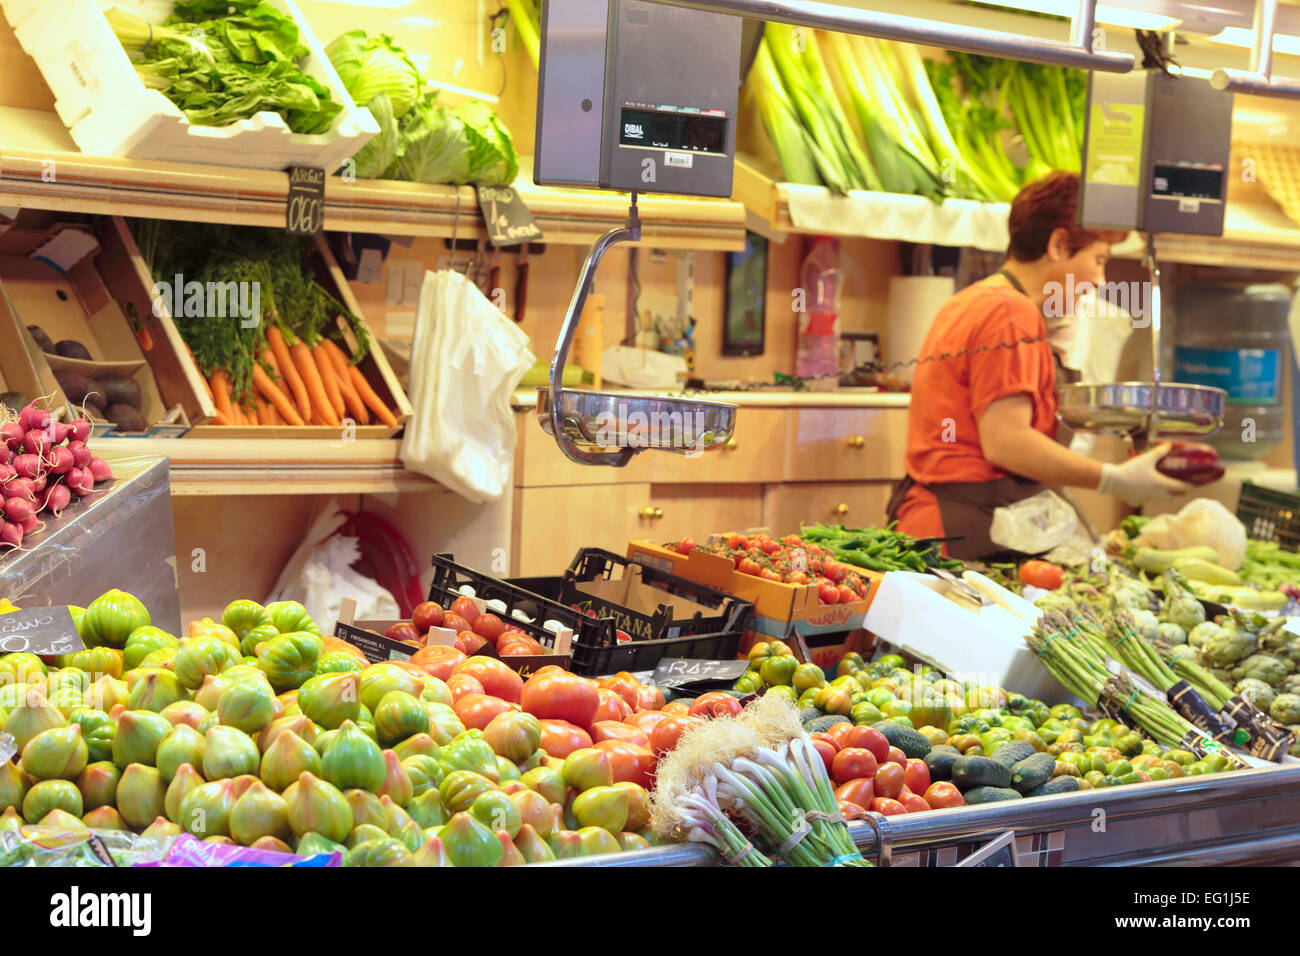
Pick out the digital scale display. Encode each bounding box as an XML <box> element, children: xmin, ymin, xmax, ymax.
<box><xmin>1151</xmin><ymin>163</ymin><xmax>1224</xmax><ymax>202</ymax></box>
<box><xmin>618</xmin><ymin>107</ymin><xmax>728</xmax><ymax>154</ymax></box>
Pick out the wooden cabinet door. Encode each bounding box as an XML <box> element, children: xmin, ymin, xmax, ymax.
<box><xmin>650</xmin><ymin>408</ymin><xmax>786</xmax><ymax>484</ymax></box>
<box><xmin>783</xmin><ymin>407</ymin><xmax>909</xmax><ymax>483</ymax></box>
<box><xmin>761</xmin><ymin>482</ymin><xmax>896</xmax><ymax>534</ymax></box>
<box><xmin>515</xmin><ymin>410</ymin><xmax>657</xmax><ymax>488</ymax></box>
<box><xmin>641</xmin><ymin>483</ymin><xmax>766</xmax><ymax>542</ymax></box>
<box><xmin>512</xmin><ymin>483</ymin><xmax>651</xmax><ymax>575</ymax></box>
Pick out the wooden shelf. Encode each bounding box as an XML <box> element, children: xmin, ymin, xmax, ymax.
<box><xmin>0</xmin><ymin>107</ymin><xmax>746</xmax><ymax>251</ymax></box>
<box><xmin>96</xmin><ymin>438</ymin><xmax>441</xmax><ymax>496</ymax></box>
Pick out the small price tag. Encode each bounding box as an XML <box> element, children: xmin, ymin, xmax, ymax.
<box><xmin>476</xmin><ymin>185</ymin><xmax>542</xmax><ymax>247</ymax></box>
<box><xmin>0</xmin><ymin>606</ymin><xmax>83</xmax><ymax>656</ymax></box>
<box><xmin>286</xmin><ymin>166</ymin><xmax>326</xmax><ymax>235</ymax></box>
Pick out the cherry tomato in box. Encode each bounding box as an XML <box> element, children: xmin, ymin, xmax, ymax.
<box><xmin>871</xmin><ymin>797</ymin><xmax>908</xmax><ymax>816</ymax></box>
<box><xmin>817</xmin><ymin>581</ymin><xmax>840</xmax><ymax>605</ymax></box>
<box><xmin>903</xmin><ymin>758</ymin><xmax>931</xmax><ymax>795</ymax></box>
<box><xmin>831</xmin><ymin>747</ymin><xmax>879</xmax><ymax>785</ymax></box>
<box><xmin>873</xmin><ymin>762</ymin><xmax>905</xmax><ymax>799</ymax></box>
<box><xmin>688</xmin><ymin>692</ymin><xmax>744</xmax><ymax>720</ymax></box>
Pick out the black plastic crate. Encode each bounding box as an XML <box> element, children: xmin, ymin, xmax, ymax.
<box><xmin>1237</xmin><ymin>483</ymin><xmax>1300</xmax><ymax>551</ymax></box>
<box><xmin>568</xmin><ymin>628</ymin><xmax>744</xmax><ymax>677</ymax></box>
<box><xmin>509</xmin><ymin>547</ymin><xmax>752</xmax><ymax>644</ymax></box>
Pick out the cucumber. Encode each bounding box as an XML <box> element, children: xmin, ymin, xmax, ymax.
<box><xmin>989</xmin><ymin>740</ymin><xmax>1036</xmax><ymax>770</ymax></box>
<box><xmin>923</xmin><ymin>745</ymin><xmax>961</xmax><ymax>782</ymax></box>
<box><xmin>950</xmin><ymin>755</ymin><xmax>1012</xmax><ymax>791</ymax></box>
<box><xmin>872</xmin><ymin>721</ymin><xmax>932</xmax><ymax>759</ymax></box>
<box><xmin>805</xmin><ymin>715</ymin><xmax>850</xmax><ymax>734</ymax></box>
<box><xmin>1026</xmin><ymin>776</ymin><xmax>1082</xmax><ymax>797</ymax></box>
<box><xmin>1010</xmin><ymin>752</ymin><xmax>1056</xmax><ymax>793</ymax></box>
<box><xmin>963</xmin><ymin>786</ymin><xmax>1023</xmax><ymax>805</ymax></box>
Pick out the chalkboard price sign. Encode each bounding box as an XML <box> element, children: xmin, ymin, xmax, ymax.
<box><xmin>476</xmin><ymin>186</ymin><xmax>543</xmax><ymax>247</ymax></box>
<box><xmin>651</xmin><ymin>658</ymin><xmax>750</xmax><ymax>689</ymax></box>
<box><xmin>286</xmin><ymin>166</ymin><xmax>326</xmax><ymax>236</ymax></box>
<box><xmin>0</xmin><ymin>606</ymin><xmax>84</xmax><ymax>656</ymax></box>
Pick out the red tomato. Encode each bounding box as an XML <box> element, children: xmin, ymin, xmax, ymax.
<box><xmin>450</xmin><ymin>597</ymin><xmax>480</xmax><ymax>625</ymax></box>
<box><xmin>592</xmin><ymin>739</ymin><xmax>656</xmax><ymax>789</ymax></box>
<box><xmin>624</xmin><ymin>710</ymin><xmax>671</xmax><ymax>733</ymax></box>
<box><xmin>441</xmin><ymin>613</ymin><xmax>472</xmax><ymax>635</ymax></box>
<box><xmin>538</xmin><ymin>719</ymin><xmax>592</xmax><ymax>758</ymax></box>
<box><xmin>841</xmin><ymin>726</ymin><xmax>889</xmax><ymax>763</ymax></box>
<box><xmin>873</xmin><ymin>762</ymin><xmax>905</xmax><ymax>799</ymax></box>
<box><xmin>676</xmin><ymin>537</ymin><xmax>697</xmax><ymax>555</ymax></box>
<box><xmin>811</xmin><ymin>738</ymin><xmax>836</xmax><ymax>775</ymax></box>
<box><xmin>457</xmin><ymin>631</ymin><xmax>487</xmax><ymax>655</ymax></box>
<box><xmin>590</xmin><ymin>720</ymin><xmax>650</xmax><ymax>747</ymax></box>
<box><xmin>870</xmin><ymin>797</ymin><xmax>908</xmax><ymax>816</ymax></box>
<box><xmin>593</xmin><ymin>688</ymin><xmax>634</xmax><ymax>723</ymax></box>
<box><xmin>922</xmin><ymin>781</ymin><xmax>965</xmax><ymax>810</ymax></box>
<box><xmin>831</xmin><ymin>747</ymin><xmax>879</xmax><ymax>784</ymax></box>
<box><xmin>817</xmin><ymin>581</ymin><xmax>839</xmax><ymax>605</ymax></box>
<box><xmin>885</xmin><ymin>746</ymin><xmax>907</xmax><ymax>767</ymax></box>
<box><xmin>833</xmin><ymin>778</ymin><xmax>875</xmax><ymax>810</ymax></box>
<box><xmin>785</xmin><ymin>571</ymin><xmax>810</xmax><ymax>585</ymax></box>
<box><xmin>837</xmin><ymin>585</ymin><xmax>858</xmax><ymax>605</ymax></box>
<box><xmin>810</xmin><ymin>732</ymin><xmax>839</xmax><ymax>753</ymax></box>
<box><xmin>688</xmin><ymin>692</ymin><xmax>744</xmax><ymax>719</ymax></box>
<box><xmin>837</xmin><ymin>799</ymin><xmax>868</xmax><ymax>821</ymax></box>
<box><xmin>598</xmin><ymin>675</ymin><xmax>642</xmax><ymax>710</ymax></box>
<box><xmin>453</xmin><ymin>657</ymin><xmax>524</xmax><ymax>703</ymax></box>
<box><xmin>385</xmin><ymin>621</ymin><xmax>421</xmax><ymax>643</ymax></box>
<box><xmin>453</xmin><ymin>693</ymin><xmax>516</xmax><ymax>730</ymax></box>
<box><xmin>411</xmin><ymin>602</ymin><xmax>445</xmax><ymax>632</ymax></box>
<box><xmin>759</xmin><ymin>568</ymin><xmax>781</xmax><ymax>581</ymax></box>
<box><xmin>500</xmin><ymin>641</ymin><xmax>541</xmax><ymax>657</ymax></box>
<box><xmin>822</xmin><ymin>560</ymin><xmax>844</xmax><ymax>582</ymax></box>
<box><xmin>446</xmin><ymin>673</ymin><xmax>484</xmax><ymax>702</ymax></box>
<box><xmin>635</xmin><ymin>685</ymin><xmax>666</xmax><ymax>712</ymax></box>
<box><xmin>1019</xmin><ymin>560</ymin><xmax>1065</xmax><ymax>590</ymax></box>
<box><xmin>897</xmin><ymin>789</ymin><xmax>932</xmax><ymax>814</ymax></box>
<box><xmin>409</xmin><ymin>644</ymin><xmax>466</xmax><ymax>682</ymax></box>
<box><xmin>758</xmin><ymin>538</ymin><xmax>780</xmax><ymax>555</ymax></box>
<box><xmin>824</xmin><ymin>722</ymin><xmax>856</xmax><ymax>750</ymax></box>
<box><xmin>660</xmin><ymin>700</ymin><xmax>692</xmax><ymax>717</ymax></box>
<box><xmin>649</xmin><ymin>716</ymin><xmax>697</xmax><ymax>758</ymax></box>
<box><xmin>472</xmin><ymin>613</ymin><xmax>506</xmax><ymax>645</ymax></box>
<box><xmin>737</xmin><ymin>558</ymin><xmax>763</xmax><ymax>577</ymax></box>
<box><xmin>521</xmin><ymin>671</ymin><xmax>600</xmax><ymax>726</ymax></box>
<box><xmin>904</xmin><ymin>758</ymin><xmax>931</xmax><ymax>795</ymax></box>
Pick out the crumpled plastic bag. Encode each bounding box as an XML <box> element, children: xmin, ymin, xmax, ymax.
<box><xmin>267</xmin><ymin>499</ymin><xmax>400</xmax><ymax>629</ymax></box>
<box><xmin>1134</xmin><ymin>497</ymin><xmax>1247</xmax><ymax>570</ymax></box>
<box><xmin>990</xmin><ymin>490</ymin><xmax>1096</xmax><ymax>566</ymax></box>
<box><xmin>400</xmin><ymin>269</ymin><xmax>536</xmax><ymax>502</ymax></box>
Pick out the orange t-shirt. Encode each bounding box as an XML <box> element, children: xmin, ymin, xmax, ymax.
<box><xmin>894</xmin><ymin>281</ymin><xmax>1058</xmax><ymax>542</ymax></box>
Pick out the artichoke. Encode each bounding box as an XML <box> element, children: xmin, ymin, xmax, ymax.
<box><xmin>1269</xmin><ymin>693</ymin><xmax>1300</xmax><ymax>726</ymax></box>
<box><xmin>1111</xmin><ymin>582</ymin><xmax>1152</xmax><ymax>612</ymax></box>
<box><xmin>1281</xmin><ymin>674</ymin><xmax>1300</xmax><ymax>696</ymax></box>
<box><xmin>1161</xmin><ymin>568</ymin><xmax>1207</xmax><ymax>632</ymax></box>
<box><xmin>1231</xmin><ymin>652</ymin><xmax>1288</xmax><ymax>688</ymax></box>
<box><xmin>1234</xmin><ymin>678</ymin><xmax>1275</xmax><ymax>711</ymax></box>
<box><xmin>1187</xmin><ymin>621</ymin><xmax>1220</xmax><ymax>650</ymax></box>
<box><xmin>1201</xmin><ymin>623</ymin><xmax>1256</xmax><ymax>667</ymax></box>
<box><xmin>1157</xmin><ymin>622</ymin><xmax>1187</xmax><ymax>646</ymax></box>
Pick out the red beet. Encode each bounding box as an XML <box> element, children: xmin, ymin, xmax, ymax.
<box><xmin>65</xmin><ymin>468</ymin><xmax>93</xmax><ymax>497</ymax></box>
<box><xmin>47</xmin><ymin>445</ymin><xmax>74</xmax><ymax>475</ymax></box>
<box><xmin>68</xmin><ymin>419</ymin><xmax>90</xmax><ymax>444</ymax></box>
<box><xmin>0</xmin><ymin>521</ymin><xmax>21</xmax><ymax>549</ymax></box>
<box><xmin>3</xmin><ymin>497</ymin><xmax>32</xmax><ymax>522</ymax></box>
<box><xmin>87</xmin><ymin>457</ymin><xmax>113</xmax><ymax>483</ymax></box>
<box><xmin>67</xmin><ymin>440</ymin><xmax>91</xmax><ymax>469</ymax></box>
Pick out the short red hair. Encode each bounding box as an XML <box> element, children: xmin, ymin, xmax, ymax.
<box><xmin>1007</xmin><ymin>172</ymin><xmax>1111</xmax><ymax>262</ymax></box>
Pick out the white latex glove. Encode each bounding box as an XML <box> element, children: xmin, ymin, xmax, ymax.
<box><xmin>1097</xmin><ymin>443</ymin><xmax>1194</xmax><ymax>507</ymax></box>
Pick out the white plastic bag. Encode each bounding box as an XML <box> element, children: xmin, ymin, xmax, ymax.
<box><xmin>1055</xmin><ymin>287</ymin><xmax>1137</xmax><ymax>458</ymax></box>
<box><xmin>990</xmin><ymin>489</ymin><xmax>1096</xmax><ymax>566</ymax></box>
<box><xmin>401</xmin><ymin>270</ymin><xmax>536</xmax><ymax>502</ymax></box>
<box><xmin>1133</xmin><ymin>497</ymin><xmax>1247</xmax><ymax>570</ymax></box>
<box><xmin>267</xmin><ymin>500</ymin><xmax>400</xmax><ymax>629</ymax></box>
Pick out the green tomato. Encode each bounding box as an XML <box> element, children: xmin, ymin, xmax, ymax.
<box><xmin>758</xmin><ymin>655</ymin><xmax>797</xmax><ymax>687</ymax></box>
<box><xmin>865</xmin><ymin>688</ymin><xmax>896</xmax><ymax>709</ymax></box>
<box><xmin>765</xmin><ymin>685</ymin><xmax>798</xmax><ymax>705</ymax></box>
<box><xmin>1050</xmin><ymin>704</ymin><xmax>1082</xmax><ymax>721</ymax></box>
<box><xmin>1105</xmin><ymin>760</ymin><xmax>1133</xmax><ymax>777</ymax></box>
<box><xmin>797</xmin><ymin>688</ymin><xmax>821</xmax><ymax>710</ymax></box>
<box><xmin>791</xmin><ymin>663</ymin><xmax>826</xmax><ymax>693</ymax></box>
<box><xmin>850</xmin><ymin>701</ymin><xmax>883</xmax><ymax>726</ymax></box>
<box><xmin>880</xmin><ymin>699</ymin><xmax>911</xmax><ymax>719</ymax></box>
<box><xmin>733</xmin><ymin>672</ymin><xmax>764</xmax><ymax>694</ymax></box>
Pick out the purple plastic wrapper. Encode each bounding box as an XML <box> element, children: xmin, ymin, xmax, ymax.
<box><xmin>135</xmin><ymin>834</ymin><xmax>340</xmax><ymax>867</ymax></box>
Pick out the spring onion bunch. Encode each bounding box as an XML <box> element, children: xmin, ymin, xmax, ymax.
<box><xmin>651</xmin><ymin>695</ymin><xmax>869</xmax><ymax>867</ymax></box>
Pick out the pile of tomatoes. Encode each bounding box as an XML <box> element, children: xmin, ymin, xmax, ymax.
<box><xmin>384</xmin><ymin>595</ymin><xmax>548</xmax><ymax>657</ymax></box>
<box><xmin>813</xmin><ymin>722</ymin><xmax>965</xmax><ymax>817</ymax></box>
<box><xmin>674</xmin><ymin>532</ymin><xmax>871</xmax><ymax>606</ymax></box>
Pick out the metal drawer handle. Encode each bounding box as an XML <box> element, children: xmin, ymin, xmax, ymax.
<box><xmin>833</xmin><ymin>503</ymin><xmax>849</xmax><ymax>516</ymax></box>
<box><xmin>847</xmin><ymin>435</ymin><xmax>866</xmax><ymax>448</ymax></box>
<box><xmin>638</xmin><ymin>507</ymin><xmax>664</xmax><ymax>520</ymax></box>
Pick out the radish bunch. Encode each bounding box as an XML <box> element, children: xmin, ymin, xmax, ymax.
<box><xmin>0</xmin><ymin>401</ymin><xmax>113</xmax><ymax>551</ymax></box>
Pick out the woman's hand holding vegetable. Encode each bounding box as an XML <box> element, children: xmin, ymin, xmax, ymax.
<box><xmin>1098</xmin><ymin>443</ymin><xmax>1193</xmax><ymax>506</ymax></box>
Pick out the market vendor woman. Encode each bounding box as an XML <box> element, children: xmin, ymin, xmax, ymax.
<box><xmin>887</xmin><ymin>172</ymin><xmax>1191</xmax><ymax>559</ymax></box>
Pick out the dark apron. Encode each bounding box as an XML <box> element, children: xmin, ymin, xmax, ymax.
<box><xmin>885</xmin><ymin>473</ymin><xmax>1049</xmax><ymax>561</ymax></box>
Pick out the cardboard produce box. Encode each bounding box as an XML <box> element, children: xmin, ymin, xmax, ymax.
<box><xmin>0</xmin><ymin>278</ymin><xmax>67</xmax><ymax>415</ymax></box>
<box><xmin>0</xmin><ymin>214</ymin><xmax>209</xmax><ymax>436</ymax></box>
<box><xmin>626</xmin><ymin>539</ymin><xmax>882</xmax><ymax>669</ymax></box>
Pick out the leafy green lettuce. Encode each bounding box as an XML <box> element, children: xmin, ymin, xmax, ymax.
<box><xmin>388</xmin><ymin>93</ymin><xmax>471</xmax><ymax>184</ymax></box>
<box><xmin>455</xmin><ymin>101</ymin><xmax>519</xmax><ymax>186</ymax></box>
<box><xmin>326</xmin><ymin>29</ymin><xmax>423</xmax><ymax>119</ymax></box>
<box><xmin>351</xmin><ymin>92</ymin><xmax>398</xmax><ymax>178</ymax></box>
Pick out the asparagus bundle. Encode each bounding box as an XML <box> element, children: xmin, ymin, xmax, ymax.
<box><xmin>1156</xmin><ymin>640</ymin><xmax>1234</xmax><ymax>711</ymax></box>
<box><xmin>1108</xmin><ymin>609</ymin><xmax>1180</xmax><ymax>693</ymax></box>
<box><xmin>651</xmin><ymin>695</ymin><xmax>868</xmax><ymax>867</ymax></box>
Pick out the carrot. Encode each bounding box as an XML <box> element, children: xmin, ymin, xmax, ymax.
<box><xmin>252</xmin><ymin>364</ymin><xmax>306</xmax><ymax>426</ymax></box>
<box><xmin>252</xmin><ymin>393</ymin><xmax>273</xmax><ymax>426</ymax></box>
<box><xmin>210</xmin><ymin>372</ymin><xmax>234</xmax><ymax>423</ymax></box>
<box><xmin>292</xmin><ymin>342</ymin><xmax>339</xmax><ymax>427</ymax></box>
<box><xmin>267</xmin><ymin>327</ymin><xmax>310</xmax><ymax>421</ymax></box>
<box><xmin>211</xmin><ymin>409</ymin><xmax>230</xmax><ymax>426</ymax></box>
<box><xmin>349</xmin><ymin>365</ymin><xmax>398</xmax><ymax>427</ymax></box>
<box><xmin>312</xmin><ymin>343</ymin><xmax>346</xmax><ymax>419</ymax></box>
<box><xmin>320</xmin><ymin>339</ymin><xmax>370</xmax><ymax>425</ymax></box>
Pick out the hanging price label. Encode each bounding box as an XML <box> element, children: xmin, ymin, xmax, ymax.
<box><xmin>286</xmin><ymin>166</ymin><xmax>326</xmax><ymax>235</ymax></box>
<box><xmin>476</xmin><ymin>185</ymin><xmax>542</xmax><ymax>247</ymax></box>
<box><xmin>0</xmin><ymin>606</ymin><xmax>83</xmax><ymax>656</ymax></box>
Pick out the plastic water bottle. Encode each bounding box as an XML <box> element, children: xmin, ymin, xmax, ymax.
<box><xmin>797</xmin><ymin>236</ymin><xmax>841</xmax><ymax>388</ymax></box>
<box><xmin>1173</xmin><ymin>281</ymin><xmax>1293</xmax><ymax>460</ymax></box>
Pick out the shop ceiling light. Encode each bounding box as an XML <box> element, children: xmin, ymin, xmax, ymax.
<box><xmin>966</xmin><ymin>0</ymin><xmax>1181</xmax><ymax>31</ymax></box>
<box><xmin>1210</xmin><ymin>25</ymin><xmax>1300</xmax><ymax>56</ymax></box>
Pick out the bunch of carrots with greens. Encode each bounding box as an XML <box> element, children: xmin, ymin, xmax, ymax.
<box><xmin>135</xmin><ymin>220</ymin><xmax>397</xmax><ymax>429</ymax></box>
